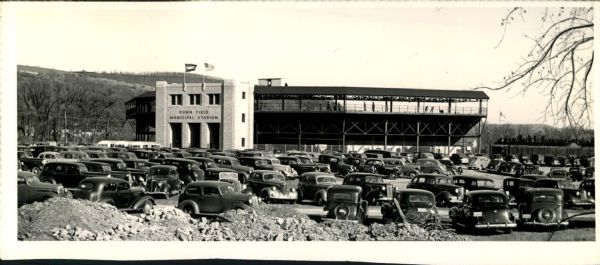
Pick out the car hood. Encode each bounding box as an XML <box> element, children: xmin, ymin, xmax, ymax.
<box><xmin>27</xmin><ymin>181</ymin><xmax>60</xmax><ymax>191</ymax></box>
<box><xmin>476</xmin><ymin>207</ymin><xmax>512</xmax><ymax>224</ymax></box>
<box><xmin>231</xmin><ymin>165</ymin><xmax>253</xmax><ymax>172</ymax></box>
<box><xmin>222</xmin><ymin>192</ymin><xmax>253</xmax><ymax>201</ymax></box>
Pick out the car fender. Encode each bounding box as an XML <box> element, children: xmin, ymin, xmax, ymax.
<box><xmin>177</xmin><ymin>199</ymin><xmax>200</xmax><ymax>214</ymax></box>
<box><xmin>231</xmin><ymin>202</ymin><xmax>251</xmax><ymax>210</ymax></box>
<box><xmin>260</xmin><ymin>187</ymin><xmax>275</xmax><ymax>197</ymax></box>
<box><xmin>29</xmin><ymin>192</ymin><xmax>58</xmax><ymax>202</ymax></box>
<box><xmin>314</xmin><ymin>189</ymin><xmax>327</xmax><ymax>202</ymax></box>
<box><xmin>435</xmin><ymin>191</ymin><xmax>452</xmax><ymax>201</ymax></box>
<box><xmin>131</xmin><ymin>195</ymin><xmax>155</xmax><ymax>209</ymax></box>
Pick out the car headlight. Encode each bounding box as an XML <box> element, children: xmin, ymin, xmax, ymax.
<box><xmin>576</xmin><ymin>191</ymin><xmax>580</xmax><ymax>196</ymax></box>
<box><xmin>455</xmin><ymin>188</ymin><xmax>459</xmax><ymax>194</ymax></box>
<box><xmin>587</xmin><ymin>192</ymin><xmax>591</xmax><ymax>197</ymax></box>
<box><xmin>271</xmin><ymin>186</ymin><xmax>276</xmax><ymax>191</ymax></box>
<box><xmin>158</xmin><ymin>182</ymin><xmax>163</xmax><ymax>187</ymax></box>
<box><xmin>381</xmin><ymin>186</ymin><xmax>386</xmax><ymax>191</ymax></box>
<box><xmin>290</xmin><ymin>188</ymin><xmax>296</xmax><ymax>192</ymax></box>
<box><xmin>242</xmin><ymin>184</ymin><xmax>247</xmax><ymax>189</ymax></box>
<box><xmin>505</xmin><ymin>190</ymin><xmax>510</xmax><ymax>195</ymax></box>
<box><xmin>248</xmin><ymin>198</ymin><xmax>253</xmax><ymax>205</ymax></box>
<box><xmin>473</xmin><ymin>211</ymin><xmax>483</xmax><ymax>217</ymax></box>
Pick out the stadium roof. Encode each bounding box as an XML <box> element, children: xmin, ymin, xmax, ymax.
<box><xmin>255</xmin><ymin>86</ymin><xmax>489</xmax><ymax>99</ymax></box>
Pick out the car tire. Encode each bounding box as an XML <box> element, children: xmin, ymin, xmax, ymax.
<box><xmin>32</xmin><ymin>167</ymin><xmax>41</xmax><ymax>175</ymax></box>
<box><xmin>389</xmin><ymin>172</ymin><xmax>397</xmax><ymax>180</ymax></box>
<box><xmin>408</xmin><ymin>172</ymin><xmax>416</xmax><ymax>179</ymax></box>
<box><xmin>261</xmin><ymin>192</ymin><xmax>271</xmax><ymax>204</ymax></box>
<box><xmin>182</xmin><ymin>205</ymin><xmax>195</xmax><ymax>216</ymax></box>
<box><xmin>315</xmin><ymin>194</ymin><xmax>325</xmax><ymax>206</ymax></box>
<box><xmin>296</xmin><ymin>191</ymin><xmax>304</xmax><ymax>203</ymax></box>
<box><xmin>432</xmin><ymin>170</ymin><xmax>439</xmax><ymax>174</ymax></box>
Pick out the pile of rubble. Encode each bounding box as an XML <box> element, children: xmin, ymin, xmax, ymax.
<box><xmin>18</xmin><ymin>198</ymin><xmax>469</xmax><ymax>241</ymax></box>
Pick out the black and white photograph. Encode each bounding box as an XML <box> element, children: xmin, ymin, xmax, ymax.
<box><xmin>0</xmin><ymin>1</ymin><xmax>598</xmax><ymax>264</ymax></box>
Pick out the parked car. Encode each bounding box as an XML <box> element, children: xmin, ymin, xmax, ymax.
<box><xmin>277</xmin><ymin>156</ymin><xmax>319</xmax><ymax>175</ymax></box>
<box><xmin>450</xmin><ymin>153</ymin><xmax>467</xmax><ymax>165</ymax></box>
<box><xmin>288</xmin><ymin>154</ymin><xmax>331</xmax><ymax>172</ymax></box>
<box><xmin>518</xmin><ymin>155</ymin><xmax>533</xmax><ymax>165</ymax></box>
<box><xmin>363</xmin><ymin>150</ymin><xmax>397</xmax><ymax>159</ymax></box>
<box><xmin>406</xmin><ymin>174</ymin><xmax>464</xmax><ymax>207</ymax></box>
<box><xmin>18</xmin><ymin>171</ymin><xmax>72</xmax><ymax>207</ymax></box>
<box><xmin>318</xmin><ymin>154</ymin><xmax>353</xmax><ymax>174</ymax></box>
<box><xmin>547</xmin><ymin>167</ymin><xmax>570</xmax><ymax>179</ymax></box>
<box><xmin>530</xmin><ymin>154</ymin><xmax>544</xmax><ymax>165</ymax></box>
<box><xmin>358</xmin><ymin>158</ymin><xmax>402</xmax><ymax>179</ymax></box>
<box><xmin>129</xmin><ymin>149</ymin><xmax>157</xmax><ymax>160</ymax></box>
<box><xmin>323</xmin><ymin>185</ymin><xmax>368</xmax><ymax>224</ymax></box>
<box><xmin>60</xmin><ymin>151</ymin><xmax>90</xmax><ymax>161</ymax></box>
<box><xmin>497</xmin><ymin>161</ymin><xmax>521</xmax><ymax>175</ymax></box>
<box><xmin>381</xmin><ymin>189</ymin><xmax>439</xmax><ymax>224</ymax></box>
<box><xmin>246</xmin><ymin>170</ymin><xmax>298</xmax><ymax>203</ymax></box>
<box><xmin>83</xmin><ymin>150</ymin><xmax>108</xmax><ymax>159</ymax></box>
<box><xmin>504</xmin><ymin>154</ymin><xmax>520</xmax><ymax>163</ymax></box>
<box><xmin>342</xmin><ymin>173</ymin><xmax>393</xmax><ymax>205</ymax></box>
<box><xmin>502</xmin><ymin>177</ymin><xmax>535</xmax><ymax>206</ymax></box>
<box><xmin>148</xmin><ymin>152</ymin><xmax>175</xmax><ymax>164</ymax></box>
<box><xmin>187</xmin><ymin>157</ymin><xmax>219</xmax><ymax>171</ymax></box>
<box><xmin>30</xmin><ymin>145</ymin><xmax>69</xmax><ymax>157</ymax></box>
<box><xmin>415</xmin><ymin>159</ymin><xmax>447</xmax><ymax>175</ymax></box>
<box><xmin>468</xmin><ymin>156</ymin><xmax>490</xmax><ymax>170</ymax></box>
<box><xmin>73</xmin><ymin>177</ymin><xmax>155</xmax><ymax>212</ymax></box>
<box><xmin>77</xmin><ymin>161</ymin><xmax>112</xmax><ymax>175</ymax></box>
<box><xmin>172</xmin><ymin>151</ymin><xmax>193</xmax><ymax>158</ymax></box>
<box><xmin>204</xmin><ymin>167</ymin><xmax>251</xmax><ymax>194</ymax></box>
<box><xmin>416</xmin><ymin>152</ymin><xmax>435</xmax><ymax>160</ymax></box>
<box><xmin>534</xmin><ymin>178</ymin><xmax>594</xmax><ymax>209</ymax></box>
<box><xmin>383</xmin><ymin>158</ymin><xmax>421</xmax><ymax>178</ymax></box>
<box><xmin>486</xmin><ymin>159</ymin><xmax>504</xmax><ymax>173</ymax></box>
<box><xmin>162</xmin><ymin>158</ymin><xmax>204</xmax><ymax>185</ymax></box>
<box><xmin>517</xmin><ymin>188</ymin><xmax>569</xmax><ymax>227</ymax></box>
<box><xmin>211</xmin><ymin>155</ymin><xmax>253</xmax><ymax>184</ymax></box>
<box><xmin>438</xmin><ymin>159</ymin><xmax>462</xmax><ymax>175</ymax></box>
<box><xmin>569</xmin><ymin>166</ymin><xmax>586</xmax><ymax>181</ymax></box>
<box><xmin>515</xmin><ymin>164</ymin><xmax>543</xmax><ymax>177</ymax></box>
<box><xmin>268</xmin><ymin>158</ymin><xmax>298</xmax><ymax>179</ymax></box>
<box><xmin>449</xmin><ymin>190</ymin><xmax>516</xmax><ymax>233</ymax></box>
<box><xmin>579</xmin><ymin>179</ymin><xmax>595</xmax><ymax>204</ymax></box>
<box><xmin>544</xmin><ymin>155</ymin><xmax>560</xmax><ymax>167</ymax></box>
<box><xmin>106</xmin><ymin>151</ymin><xmax>138</xmax><ymax>160</ymax></box>
<box><xmin>452</xmin><ymin>175</ymin><xmax>497</xmax><ymax>192</ymax></box>
<box><xmin>20</xmin><ymin>151</ymin><xmax>76</xmax><ymax>175</ymax></box>
<box><xmin>177</xmin><ymin>181</ymin><xmax>258</xmax><ymax>216</ymax></box>
<box><xmin>38</xmin><ymin>161</ymin><xmax>109</xmax><ymax>189</ymax></box>
<box><xmin>145</xmin><ymin>165</ymin><xmax>183</xmax><ymax>198</ymax></box>
<box><xmin>297</xmin><ymin>172</ymin><xmax>338</xmax><ymax>205</ymax></box>
<box><xmin>557</xmin><ymin>156</ymin><xmax>571</xmax><ymax>167</ymax></box>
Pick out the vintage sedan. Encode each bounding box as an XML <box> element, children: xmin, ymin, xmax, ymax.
<box><xmin>406</xmin><ymin>174</ymin><xmax>464</xmax><ymax>207</ymax></box>
<box><xmin>323</xmin><ymin>185</ymin><xmax>368</xmax><ymax>224</ymax></box>
<box><xmin>277</xmin><ymin>156</ymin><xmax>319</xmax><ymax>175</ymax></box>
<box><xmin>18</xmin><ymin>171</ymin><xmax>72</xmax><ymax>207</ymax></box>
<box><xmin>515</xmin><ymin>164</ymin><xmax>543</xmax><ymax>177</ymax></box>
<box><xmin>145</xmin><ymin>165</ymin><xmax>183</xmax><ymax>198</ymax></box>
<box><xmin>297</xmin><ymin>172</ymin><xmax>339</xmax><ymax>205</ymax></box>
<box><xmin>246</xmin><ymin>170</ymin><xmax>298</xmax><ymax>203</ymax></box>
<box><xmin>518</xmin><ymin>188</ymin><xmax>569</xmax><ymax>227</ymax></box>
<box><xmin>342</xmin><ymin>173</ymin><xmax>394</xmax><ymax>205</ymax></box>
<box><xmin>211</xmin><ymin>155</ymin><xmax>254</xmax><ymax>184</ymax></box>
<box><xmin>502</xmin><ymin>177</ymin><xmax>535</xmax><ymax>206</ymax></box>
<box><xmin>73</xmin><ymin>177</ymin><xmax>155</xmax><ymax>212</ymax></box>
<box><xmin>381</xmin><ymin>189</ymin><xmax>439</xmax><ymax>224</ymax></box>
<box><xmin>534</xmin><ymin>178</ymin><xmax>594</xmax><ymax>209</ymax></box>
<box><xmin>497</xmin><ymin>161</ymin><xmax>522</xmax><ymax>175</ymax></box>
<box><xmin>569</xmin><ymin>166</ymin><xmax>586</xmax><ymax>181</ymax></box>
<box><xmin>579</xmin><ymin>179</ymin><xmax>594</xmax><ymax>205</ymax></box>
<box><xmin>162</xmin><ymin>158</ymin><xmax>204</xmax><ymax>185</ymax></box>
<box><xmin>452</xmin><ymin>175</ymin><xmax>497</xmax><ymax>193</ymax></box>
<box><xmin>204</xmin><ymin>167</ymin><xmax>251</xmax><ymax>194</ymax></box>
<box><xmin>415</xmin><ymin>159</ymin><xmax>447</xmax><ymax>175</ymax></box>
<box><xmin>449</xmin><ymin>190</ymin><xmax>517</xmax><ymax>233</ymax></box>
<box><xmin>547</xmin><ymin>167</ymin><xmax>570</xmax><ymax>179</ymax></box>
<box><xmin>438</xmin><ymin>159</ymin><xmax>463</xmax><ymax>175</ymax></box>
<box><xmin>177</xmin><ymin>181</ymin><xmax>258</xmax><ymax>216</ymax></box>
<box><xmin>486</xmin><ymin>159</ymin><xmax>504</xmax><ymax>173</ymax></box>
<box><xmin>359</xmin><ymin>158</ymin><xmax>402</xmax><ymax>179</ymax></box>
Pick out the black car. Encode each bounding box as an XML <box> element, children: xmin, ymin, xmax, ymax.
<box><xmin>342</xmin><ymin>173</ymin><xmax>393</xmax><ymax>205</ymax></box>
<box><xmin>381</xmin><ymin>188</ymin><xmax>439</xmax><ymax>224</ymax></box>
<box><xmin>406</xmin><ymin>174</ymin><xmax>464</xmax><ymax>207</ymax></box>
<box><xmin>297</xmin><ymin>172</ymin><xmax>338</xmax><ymax>205</ymax></box>
<box><xmin>238</xmin><ymin>157</ymin><xmax>275</xmax><ymax>171</ymax></box>
<box><xmin>534</xmin><ymin>178</ymin><xmax>594</xmax><ymax>209</ymax></box>
<box><xmin>177</xmin><ymin>181</ymin><xmax>258</xmax><ymax>216</ymax></box>
<box><xmin>246</xmin><ymin>170</ymin><xmax>298</xmax><ymax>203</ymax></box>
<box><xmin>323</xmin><ymin>185</ymin><xmax>368</xmax><ymax>224</ymax></box>
<box><xmin>73</xmin><ymin>177</ymin><xmax>155</xmax><ymax>212</ymax></box>
<box><xmin>579</xmin><ymin>179</ymin><xmax>595</xmax><ymax>204</ymax></box>
<box><xmin>162</xmin><ymin>158</ymin><xmax>204</xmax><ymax>185</ymax></box>
<box><xmin>38</xmin><ymin>161</ymin><xmax>109</xmax><ymax>189</ymax></box>
<box><xmin>145</xmin><ymin>165</ymin><xmax>182</xmax><ymax>198</ymax></box>
<box><xmin>502</xmin><ymin>177</ymin><xmax>535</xmax><ymax>206</ymax></box>
<box><xmin>277</xmin><ymin>156</ymin><xmax>319</xmax><ymax>175</ymax></box>
<box><xmin>449</xmin><ymin>190</ymin><xmax>516</xmax><ymax>233</ymax></box>
<box><xmin>518</xmin><ymin>188</ymin><xmax>569</xmax><ymax>227</ymax></box>
<box><xmin>452</xmin><ymin>175</ymin><xmax>497</xmax><ymax>192</ymax></box>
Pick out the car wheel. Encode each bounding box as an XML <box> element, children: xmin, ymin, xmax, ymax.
<box><xmin>389</xmin><ymin>172</ymin><xmax>397</xmax><ymax>180</ymax></box>
<box><xmin>32</xmin><ymin>167</ymin><xmax>41</xmax><ymax>175</ymax></box>
<box><xmin>182</xmin><ymin>205</ymin><xmax>195</xmax><ymax>216</ymax></box>
<box><xmin>409</xmin><ymin>172</ymin><xmax>416</xmax><ymax>178</ymax></box>
<box><xmin>141</xmin><ymin>200</ymin><xmax>154</xmax><ymax>213</ymax></box>
<box><xmin>432</xmin><ymin>170</ymin><xmax>439</xmax><ymax>174</ymax></box>
<box><xmin>316</xmin><ymin>194</ymin><xmax>325</xmax><ymax>206</ymax></box>
<box><xmin>261</xmin><ymin>192</ymin><xmax>271</xmax><ymax>204</ymax></box>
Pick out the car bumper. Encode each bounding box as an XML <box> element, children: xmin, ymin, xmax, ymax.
<box><xmin>268</xmin><ymin>191</ymin><xmax>298</xmax><ymax>200</ymax></box>
<box><xmin>322</xmin><ymin>218</ymin><xmax>359</xmax><ymax>223</ymax></box>
<box><xmin>474</xmin><ymin>223</ymin><xmax>517</xmax><ymax>229</ymax></box>
<box><xmin>522</xmin><ymin>220</ymin><xmax>569</xmax><ymax>226</ymax></box>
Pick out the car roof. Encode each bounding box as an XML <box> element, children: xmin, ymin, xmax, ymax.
<box><xmin>253</xmin><ymin>170</ymin><xmax>282</xmax><ymax>174</ymax></box>
<box><xmin>79</xmin><ymin>161</ymin><xmax>110</xmax><ymax>166</ymax></box>
<box><xmin>416</xmin><ymin>173</ymin><xmax>451</xmax><ymax>179</ymax></box>
<box><xmin>206</xmin><ymin>167</ymin><xmax>236</xmax><ymax>172</ymax></box>
<box><xmin>164</xmin><ymin>158</ymin><xmax>198</xmax><ymax>163</ymax></box>
<box><xmin>453</xmin><ymin>175</ymin><xmax>493</xmax><ymax>181</ymax></box>
<box><xmin>328</xmin><ymin>185</ymin><xmax>362</xmax><ymax>192</ymax></box>
<box><xmin>121</xmin><ymin>158</ymin><xmax>146</xmax><ymax>162</ymax></box>
<box><xmin>80</xmin><ymin>177</ymin><xmax>128</xmax><ymax>184</ymax></box>
<box><xmin>525</xmin><ymin>188</ymin><xmax>563</xmax><ymax>195</ymax></box>
<box><xmin>467</xmin><ymin>190</ymin><xmax>506</xmax><ymax>196</ymax></box>
<box><xmin>346</xmin><ymin>172</ymin><xmax>385</xmax><ymax>177</ymax></box>
<box><xmin>397</xmin><ymin>188</ymin><xmax>435</xmax><ymax>196</ymax></box>
<box><xmin>150</xmin><ymin>165</ymin><xmax>177</xmax><ymax>170</ymax></box>
<box><xmin>45</xmin><ymin>161</ymin><xmax>85</xmax><ymax>166</ymax></box>
<box><xmin>210</xmin><ymin>155</ymin><xmax>236</xmax><ymax>160</ymax></box>
<box><xmin>187</xmin><ymin>180</ymin><xmax>231</xmax><ymax>188</ymax></box>
<box><xmin>301</xmin><ymin>172</ymin><xmax>334</xmax><ymax>177</ymax></box>
<box><xmin>92</xmin><ymin>158</ymin><xmax>124</xmax><ymax>163</ymax></box>
<box><xmin>189</xmin><ymin>157</ymin><xmax>214</xmax><ymax>161</ymax></box>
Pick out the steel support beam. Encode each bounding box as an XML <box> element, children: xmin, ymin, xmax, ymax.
<box><xmin>448</xmin><ymin>122</ymin><xmax>452</xmax><ymax>155</ymax></box>
<box><xmin>416</xmin><ymin>121</ymin><xmax>420</xmax><ymax>152</ymax></box>
<box><xmin>384</xmin><ymin>120</ymin><xmax>388</xmax><ymax>149</ymax></box>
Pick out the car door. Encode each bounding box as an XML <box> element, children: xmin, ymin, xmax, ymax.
<box><xmin>52</xmin><ymin>164</ymin><xmax>67</xmax><ymax>185</ymax></box>
<box><xmin>117</xmin><ymin>182</ymin><xmax>134</xmax><ymax>208</ymax></box>
<box><xmin>246</xmin><ymin>172</ymin><xmax>262</xmax><ymax>194</ymax></box>
<box><xmin>65</xmin><ymin>165</ymin><xmax>83</xmax><ymax>188</ymax></box>
<box><xmin>101</xmin><ymin>182</ymin><xmax>119</xmax><ymax>205</ymax></box>
<box><xmin>17</xmin><ymin>177</ymin><xmax>29</xmax><ymax>205</ymax></box>
<box><xmin>304</xmin><ymin>175</ymin><xmax>317</xmax><ymax>199</ymax></box>
<box><xmin>200</xmin><ymin>186</ymin><xmax>223</xmax><ymax>213</ymax></box>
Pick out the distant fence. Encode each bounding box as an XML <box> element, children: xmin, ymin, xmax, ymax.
<box><xmin>491</xmin><ymin>144</ymin><xmax>594</xmax><ymax>157</ymax></box>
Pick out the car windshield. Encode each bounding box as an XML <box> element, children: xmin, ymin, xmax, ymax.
<box><xmin>116</xmin><ymin>162</ymin><xmax>127</xmax><ymax>170</ymax></box>
<box><xmin>406</xmin><ymin>194</ymin><xmax>433</xmax><ymax>204</ymax></box>
<box><xmin>150</xmin><ymin>168</ymin><xmax>171</xmax><ymax>175</ymax></box>
<box><xmin>477</xmin><ymin>180</ymin><xmax>495</xmax><ymax>187</ymax></box>
<box><xmin>533</xmin><ymin>194</ymin><xmax>558</xmax><ymax>202</ymax></box>
<box><xmin>316</xmin><ymin>176</ymin><xmax>337</xmax><ymax>184</ymax></box>
<box><xmin>263</xmin><ymin>173</ymin><xmax>285</xmax><ymax>182</ymax></box>
<box><xmin>271</xmin><ymin>159</ymin><xmax>281</xmax><ymax>165</ymax></box>
<box><xmin>365</xmin><ymin>176</ymin><xmax>383</xmax><ymax>183</ymax></box>
<box><xmin>219</xmin><ymin>185</ymin><xmax>236</xmax><ymax>194</ymax></box>
<box><xmin>436</xmin><ymin>177</ymin><xmax>453</xmax><ymax>184</ymax></box>
<box><xmin>230</xmin><ymin>160</ymin><xmax>241</xmax><ymax>166</ymax></box>
<box><xmin>79</xmin><ymin>182</ymin><xmax>96</xmax><ymax>191</ymax></box>
<box><xmin>219</xmin><ymin>172</ymin><xmax>238</xmax><ymax>181</ymax></box>
<box><xmin>164</xmin><ymin>153</ymin><xmax>174</xmax><ymax>158</ymax></box>
<box><xmin>332</xmin><ymin>192</ymin><xmax>356</xmax><ymax>202</ymax></box>
<box><xmin>476</xmin><ymin>195</ymin><xmax>506</xmax><ymax>204</ymax></box>
<box><xmin>255</xmin><ymin>160</ymin><xmax>272</xmax><ymax>166</ymax></box>
<box><xmin>298</xmin><ymin>157</ymin><xmax>311</xmax><ymax>164</ymax></box>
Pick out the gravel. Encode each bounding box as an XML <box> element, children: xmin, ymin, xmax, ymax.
<box><xmin>18</xmin><ymin>198</ymin><xmax>468</xmax><ymax>241</ymax></box>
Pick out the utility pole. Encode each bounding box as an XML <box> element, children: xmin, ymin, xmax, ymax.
<box><xmin>105</xmin><ymin>114</ymin><xmax>110</xmax><ymax>140</ymax></box>
<box><xmin>64</xmin><ymin>108</ymin><xmax>67</xmax><ymax>145</ymax></box>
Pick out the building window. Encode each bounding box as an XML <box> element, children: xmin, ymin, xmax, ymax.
<box><xmin>189</xmin><ymin>94</ymin><xmax>201</xmax><ymax>105</ymax></box>
<box><xmin>242</xmin><ymin>91</ymin><xmax>246</xmax><ymax>99</ymax></box>
<box><xmin>241</xmin><ymin>137</ymin><xmax>246</xmax><ymax>147</ymax></box>
<box><xmin>170</xmin><ymin>94</ymin><xmax>182</xmax><ymax>105</ymax></box>
<box><xmin>209</xmin><ymin>94</ymin><xmax>220</xmax><ymax>105</ymax></box>
<box><xmin>242</xmin><ymin>113</ymin><xmax>246</xmax><ymax>123</ymax></box>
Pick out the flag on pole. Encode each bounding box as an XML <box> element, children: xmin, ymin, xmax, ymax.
<box><xmin>185</xmin><ymin>63</ymin><xmax>197</xmax><ymax>72</ymax></box>
<box><xmin>204</xmin><ymin>63</ymin><xmax>214</xmax><ymax>71</ymax></box>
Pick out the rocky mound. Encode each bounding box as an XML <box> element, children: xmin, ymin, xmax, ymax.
<box><xmin>18</xmin><ymin>198</ymin><xmax>468</xmax><ymax>241</ymax></box>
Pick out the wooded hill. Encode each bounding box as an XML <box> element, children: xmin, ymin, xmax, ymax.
<box><xmin>16</xmin><ymin>65</ymin><xmax>222</xmax><ymax>145</ymax></box>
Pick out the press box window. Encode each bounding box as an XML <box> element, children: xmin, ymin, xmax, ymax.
<box><xmin>189</xmin><ymin>94</ymin><xmax>201</xmax><ymax>105</ymax></box>
<box><xmin>170</xmin><ymin>95</ymin><xmax>183</xmax><ymax>105</ymax></box>
<box><xmin>208</xmin><ymin>94</ymin><xmax>220</xmax><ymax>105</ymax></box>
<box><xmin>242</xmin><ymin>113</ymin><xmax>246</xmax><ymax>123</ymax></box>
<box><xmin>241</xmin><ymin>138</ymin><xmax>246</xmax><ymax>147</ymax></box>
<box><xmin>242</xmin><ymin>91</ymin><xmax>246</xmax><ymax>99</ymax></box>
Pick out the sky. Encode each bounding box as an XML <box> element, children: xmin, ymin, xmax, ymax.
<box><xmin>5</xmin><ymin>2</ymin><xmax>595</xmax><ymax>126</ymax></box>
